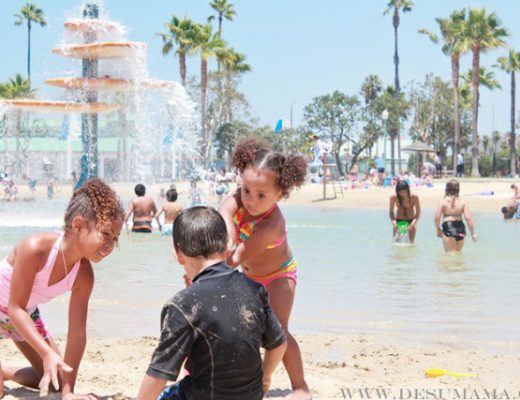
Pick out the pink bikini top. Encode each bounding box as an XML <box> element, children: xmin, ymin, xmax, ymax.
<box><xmin>0</xmin><ymin>233</ymin><xmax>81</xmax><ymax>310</ymax></box>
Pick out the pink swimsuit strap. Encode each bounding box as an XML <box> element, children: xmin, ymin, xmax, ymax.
<box><xmin>30</xmin><ymin>233</ymin><xmax>82</xmax><ymax>306</ymax></box>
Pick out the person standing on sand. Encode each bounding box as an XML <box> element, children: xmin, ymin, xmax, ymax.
<box><xmin>125</xmin><ymin>184</ymin><xmax>161</xmax><ymax>233</ymax></box>
<box><xmin>434</xmin><ymin>180</ymin><xmax>476</xmax><ymax>252</ymax></box>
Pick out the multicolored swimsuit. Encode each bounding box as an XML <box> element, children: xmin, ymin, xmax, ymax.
<box><xmin>233</xmin><ymin>204</ymin><xmax>298</xmax><ymax>287</ymax></box>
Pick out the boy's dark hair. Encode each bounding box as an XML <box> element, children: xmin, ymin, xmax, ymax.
<box><xmin>135</xmin><ymin>184</ymin><xmax>146</xmax><ymax>196</ymax></box>
<box><xmin>166</xmin><ymin>188</ymin><xmax>178</xmax><ymax>202</ymax></box>
<box><xmin>232</xmin><ymin>137</ymin><xmax>307</xmax><ymax>197</ymax></box>
<box><xmin>173</xmin><ymin>206</ymin><xmax>227</xmax><ymax>258</ymax></box>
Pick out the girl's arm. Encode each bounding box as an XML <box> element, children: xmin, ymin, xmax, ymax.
<box><xmin>60</xmin><ymin>260</ymin><xmax>94</xmax><ymax>398</ymax></box>
<box><xmin>463</xmin><ymin>202</ymin><xmax>477</xmax><ymax>241</ymax></box>
<box><xmin>124</xmin><ymin>201</ymin><xmax>134</xmax><ymax>226</ymax></box>
<box><xmin>389</xmin><ymin>196</ymin><xmax>396</xmax><ymax>227</ymax></box>
<box><xmin>218</xmin><ymin>193</ymin><xmax>240</xmax><ymax>254</ymax></box>
<box><xmin>8</xmin><ymin>237</ymin><xmax>72</xmax><ymax>391</ymax></box>
<box><xmin>154</xmin><ymin>205</ymin><xmax>163</xmax><ymax>231</ymax></box>
<box><xmin>434</xmin><ymin>201</ymin><xmax>443</xmax><ymax>238</ymax></box>
<box><xmin>228</xmin><ymin>218</ymin><xmax>283</xmax><ymax>267</ymax></box>
<box><xmin>411</xmin><ymin>195</ymin><xmax>421</xmax><ymax>226</ymax></box>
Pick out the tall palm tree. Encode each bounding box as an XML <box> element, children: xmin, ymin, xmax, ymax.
<box><xmin>384</xmin><ymin>0</ymin><xmax>413</xmax><ymax>174</ymax></box>
<box><xmin>219</xmin><ymin>48</ymin><xmax>251</xmax><ymax>122</ymax></box>
<box><xmin>496</xmin><ymin>49</ymin><xmax>520</xmax><ymax>176</ymax></box>
<box><xmin>14</xmin><ymin>2</ymin><xmax>46</xmax><ymax>85</ymax></box>
<box><xmin>462</xmin><ymin>7</ymin><xmax>508</xmax><ymax>176</ymax></box>
<box><xmin>419</xmin><ymin>8</ymin><xmax>467</xmax><ymax>173</ymax></box>
<box><xmin>460</xmin><ymin>66</ymin><xmax>501</xmax><ymax>107</ymax></box>
<box><xmin>191</xmin><ymin>23</ymin><xmax>226</xmax><ymax>159</ymax></box>
<box><xmin>160</xmin><ymin>16</ymin><xmax>196</xmax><ymax>87</ymax></box>
<box><xmin>210</xmin><ymin>0</ymin><xmax>236</xmax><ymax>37</ymax></box>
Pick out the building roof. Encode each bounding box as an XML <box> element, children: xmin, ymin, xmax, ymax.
<box><xmin>0</xmin><ymin>137</ymin><xmax>133</xmax><ymax>153</ymax></box>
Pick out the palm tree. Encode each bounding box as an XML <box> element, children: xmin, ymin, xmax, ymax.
<box><xmin>496</xmin><ymin>49</ymin><xmax>520</xmax><ymax>177</ymax></box>
<box><xmin>419</xmin><ymin>8</ymin><xmax>467</xmax><ymax>174</ymax></box>
<box><xmin>210</xmin><ymin>0</ymin><xmax>236</xmax><ymax>37</ymax></box>
<box><xmin>0</xmin><ymin>74</ymin><xmax>35</xmax><ymax>176</ymax></box>
<box><xmin>219</xmin><ymin>48</ymin><xmax>251</xmax><ymax>122</ymax></box>
<box><xmin>384</xmin><ymin>0</ymin><xmax>413</xmax><ymax>174</ymax></box>
<box><xmin>361</xmin><ymin>75</ymin><xmax>383</xmax><ymax>106</ymax></box>
<box><xmin>191</xmin><ymin>23</ymin><xmax>226</xmax><ymax>160</ymax></box>
<box><xmin>482</xmin><ymin>135</ymin><xmax>490</xmax><ymax>156</ymax></box>
<box><xmin>14</xmin><ymin>2</ymin><xmax>46</xmax><ymax>85</ymax></box>
<box><xmin>460</xmin><ymin>66</ymin><xmax>501</xmax><ymax>107</ymax></box>
<box><xmin>160</xmin><ymin>16</ymin><xmax>196</xmax><ymax>87</ymax></box>
<box><xmin>462</xmin><ymin>7</ymin><xmax>508</xmax><ymax>176</ymax></box>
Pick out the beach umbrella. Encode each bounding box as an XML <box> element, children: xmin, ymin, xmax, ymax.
<box><xmin>401</xmin><ymin>142</ymin><xmax>436</xmax><ymax>175</ymax></box>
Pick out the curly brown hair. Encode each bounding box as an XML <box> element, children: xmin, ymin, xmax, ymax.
<box><xmin>64</xmin><ymin>179</ymin><xmax>124</xmax><ymax>234</ymax></box>
<box><xmin>232</xmin><ymin>137</ymin><xmax>307</xmax><ymax>197</ymax></box>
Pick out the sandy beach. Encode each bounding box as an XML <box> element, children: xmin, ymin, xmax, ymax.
<box><xmin>2</xmin><ymin>177</ymin><xmax>519</xmax><ymax>399</ymax></box>
<box><xmin>2</xmin><ymin>333</ymin><xmax>520</xmax><ymax>399</ymax></box>
<box><xmin>7</xmin><ymin>178</ymin><xmax>518</xmax><ymax>214</ymax></box>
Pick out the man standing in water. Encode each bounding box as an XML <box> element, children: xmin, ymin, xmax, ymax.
<box><xmin>125</xmin><ymin>183</ymin><xmax>161</xmax><ymax>233</ymax></box>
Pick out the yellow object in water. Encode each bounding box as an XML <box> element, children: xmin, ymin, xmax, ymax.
<box><xmin>425</xmin><ymin>368</ymin><xmax>476</xmax><ymax>378</ymax></box>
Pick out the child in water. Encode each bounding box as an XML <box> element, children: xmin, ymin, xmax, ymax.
<box><xmin>136</xmin><ymin>207</ymin><xmax>286</xmax><ymax>400</ymax></box>
<box><xmin>156</xmin><ymin>188</ymin><xmax>183</xmax><ymax>236</ymax></box>
<box><xmin>0</xmin><ymin>179</ymin><xmax>124</xmax><ymax>398</ymax></box>
<box><xmin>219</xmin><ymin>138</ymin><xmax>312</xmax><ymax>400</ymax></box>
<box><xmin>434</xmin><ymin>179</ymin><xmax>476</xmax><ymax>252</ymax></box>
<box><xmin>389</xmin><ymin>180</ymin><xmax>421</xmax><ymax>243</ymax></box>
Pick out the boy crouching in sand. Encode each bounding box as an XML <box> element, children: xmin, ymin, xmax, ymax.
<box><xmin>137</xmin><ymin>206</ymin><xmax>287</xmax><ymax>400</ymax></box>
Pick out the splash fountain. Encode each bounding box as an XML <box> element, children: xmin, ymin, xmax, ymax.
<box><xmin>1</xmin><ymin>1</ymin><xmax>196</xmax><ymax>186</ymax></box>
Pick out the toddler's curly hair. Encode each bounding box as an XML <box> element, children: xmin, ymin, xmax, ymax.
<box><xmin>64</xmin><ymin>179</ymin><xmax>124</xmax><ymax>234</ymax></box>
<box><xmin>232</xmin><ymin>137</ymin><xmax>307</xmax><ymax>197</ymax></box>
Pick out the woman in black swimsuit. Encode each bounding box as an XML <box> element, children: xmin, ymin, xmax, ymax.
<box><xmin>434</xmin><ymin>180</ymin><xmax>476</xmax><ymax>252</ymax></box>
<box><xmin>389</xmin><ymin>180</ymin><xmax>421</xmax><ymax>243</ymax></box>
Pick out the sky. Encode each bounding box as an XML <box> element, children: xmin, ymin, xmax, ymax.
<box><xmin>0</xmin><ymin>0</ymin><xmax>519</xmax><ymax>138</ymax></box>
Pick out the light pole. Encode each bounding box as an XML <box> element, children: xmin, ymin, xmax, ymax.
<box><xmin>382</xmin><ymin>109</ymin><xmax>389</xmax><ymax>171</ymax></box>
<box><xmin>290</xmin><ymin>101</ymin><xmax>297</xmax><ymax>129</ymax></box>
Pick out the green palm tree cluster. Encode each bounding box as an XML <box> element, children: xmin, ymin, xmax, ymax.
<box><xmin>420</xmin><ymin>6</ymin><xmax>511</xmax><ymax>176</ymax></box>
<box><xmin>159</xmin><ymin>1</ymin><xmax>251</xmax><ymax>160</ymax></box>
<box><xmin>14</xmin><ymin>2</ymin><xmax>47</xmax><ymax>85</ymax></box>
<box><xmin>0</xmin><ymin>74</ymin><xmax>34</xmax><ymax>99</ymax></box>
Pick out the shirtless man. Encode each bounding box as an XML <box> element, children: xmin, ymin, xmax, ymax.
<box><xmin>156</xmin><ymin>188</ymin><xmax>183</xmax><ymax>236</ymax></box>
<box><xmin>125</xmin><ymin>184</ymin><xmax>160</xmax><ymax>233</ymax></box>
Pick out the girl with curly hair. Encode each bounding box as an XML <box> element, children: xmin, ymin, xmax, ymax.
<box><xmin>0</xmin><ymin>179</ymin><xmax>124</xmax><ymax>399</ymax></box>
<box><xmin>219</xmin><ymin>138</ymin><xmax>311</xmax><ymax>399</ymax></box>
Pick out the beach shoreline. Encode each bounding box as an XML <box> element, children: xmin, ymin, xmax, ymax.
<box><xmin>2</xmin><ymin>333</ymin><xmax>519</xmax><ymax>399</ymax></box>
<box><xmin>5</xmin><ymin>178</ymin><xmax>517</xmax><ymax>215</ymax></box>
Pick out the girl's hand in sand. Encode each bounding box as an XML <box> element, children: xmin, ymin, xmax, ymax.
<box><xmin>471</xmin><ymin>233</ymin><xmax>477</xmax><ymax>242</ymax></box>
<box><xmin>62</xmin><ymin>393</ymin><xmax>99</xmax><ymax>400</ymax></box>
<box><xmin>39</xmin><ymin>351</ymin><xmax>73</xmax><ymax>395</ymax></box>
<box><xmin>436</xmin><ymin>228</ymin><xmax>442</xmax><ymax>238</ymax></box>
<box><xmin>262</xmin><ymin>375</ymin><xmax>271</xmax><ymax>394</ymax></box>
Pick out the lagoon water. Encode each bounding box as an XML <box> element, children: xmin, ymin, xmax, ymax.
<box><xmin>1</xmin><ymin>199</ymin><xmax>519</xmax><ymax>350</ymax></box>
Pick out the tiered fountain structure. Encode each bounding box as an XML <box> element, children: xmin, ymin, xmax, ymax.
<box><xmin>2</xmin><ymin>1</ymin><xmax>196</xmax><ymax>187</ymax></box>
